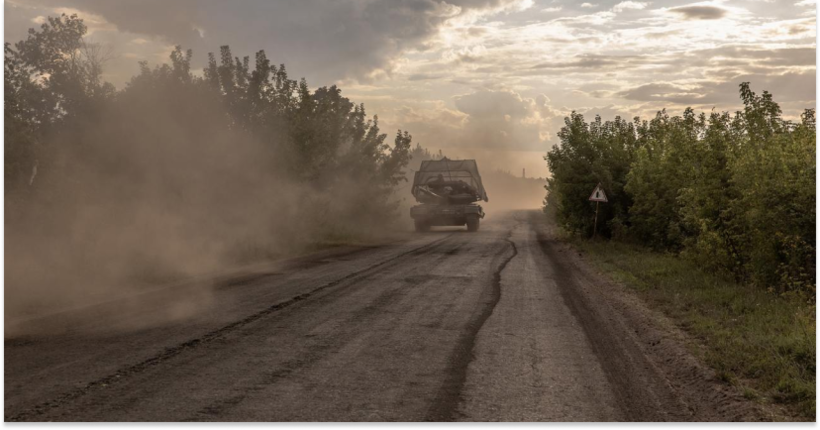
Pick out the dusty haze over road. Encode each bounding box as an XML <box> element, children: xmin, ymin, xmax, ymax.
<box><xmin>5</xmin><ymin>211</ymin><xmax>758</xmax><ymax>421</ymax></box>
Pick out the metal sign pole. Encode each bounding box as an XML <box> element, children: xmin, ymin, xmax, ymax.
<box><xmin>589</xmin><ymin>183</ymin><xmax>607</xmax><ymax>239</ymax></box>
<box><xmin>593</xmin><ymin>201</ymin><xmax>599</xmax><ymax>238</ymax></box>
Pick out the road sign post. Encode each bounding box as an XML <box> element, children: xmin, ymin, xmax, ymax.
<box><xmin>588</xmin><ymin>183</ymin><xmax>608</xmax><ymax>238</ymax></box>
<box><xmin>594</xmin><ymin>201</ymin><xmax>599</xmax><ymax>238</ymax></box>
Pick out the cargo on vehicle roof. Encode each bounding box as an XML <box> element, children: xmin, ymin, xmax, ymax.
<box><xmin>409</xmin><ymin>157</ymin><xmax>487</xmax><ymax>233</ymax></box>
<box><xmin>411</xmin><ymin>158</ymin><xmax>488</xmax><ymax>204</ymax></box>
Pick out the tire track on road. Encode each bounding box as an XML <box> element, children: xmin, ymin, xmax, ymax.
<box><xmin>183</xmin><ymin>238</ymin><xmax>471</xmax><ymax>420</ymax></box>
<box><xmin>532</xmin><ymin>212</ymin><xmax>690</xmax><ymax>421</ymax></box>
<box><xmin>425</xmin><ymin>220</ymin><xmax>520</xmax><ymax>421</ymax></box>
<box><xmin>6</xmin><ymin>234</ymin><xmax>455</xmax><ymax>422</ymax></box>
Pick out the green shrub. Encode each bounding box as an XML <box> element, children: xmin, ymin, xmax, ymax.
<box><xmin>545</xmin><ymin>83</ymin><xmax>816</xmax><ymax>298</ymax></box>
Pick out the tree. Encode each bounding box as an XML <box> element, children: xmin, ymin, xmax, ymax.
<box><xmin>4</xmin><ymin>14</ymin><xmax>115</xmax><ymax>197</ymax></box>
<box><xmin>626</xmin><ymin>108</ymin><xmax>702</xmax><ymax>249</ymax></box>
<box><xmin>546</xmin><ymin>83</ymin><xmax>816</xmax><ymax>296</ymax></box>
<box><xmin>546</xmin><ymin>112</ymin><xmax>637</xmax><ymax>237</ymax></box>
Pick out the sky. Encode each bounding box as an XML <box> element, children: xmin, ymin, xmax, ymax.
<box><xmin>5</xmin><ymin>0</ymin><xmax>816</xmax><ymax>177</ymax></box>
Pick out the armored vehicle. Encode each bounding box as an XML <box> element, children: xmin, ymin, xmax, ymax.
<box><xmin>410</xmin><ymin>158</ymin><xmax>488</xmax><ymax>232</ymax></box>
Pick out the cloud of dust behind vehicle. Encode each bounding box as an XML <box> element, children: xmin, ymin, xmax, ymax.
<box><xmin>4</xmin><ymin>80</ymin><xmax>402</xmax><ymax>335</ymax></box>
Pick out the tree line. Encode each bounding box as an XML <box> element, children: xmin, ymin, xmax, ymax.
<box><xmin>546</xmin><ymin>84</ymin><xmax>815</xmax><ymax>297</ymax></box>
<box><xmin>5</xmin><ymin>14</ymin><xmax>415</xmax><ymax>258</ymax></box>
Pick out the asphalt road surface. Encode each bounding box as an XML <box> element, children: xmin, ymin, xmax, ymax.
<box><xmin>5</xmin><ymin>210</ymin><xmax>755</xmax><ymax>422</ymax></box>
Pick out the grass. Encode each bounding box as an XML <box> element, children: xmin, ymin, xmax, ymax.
<box><xmin>571</xmin><ymin>238</ymin><xmax>816</xmax><ymax>420</ymax></box>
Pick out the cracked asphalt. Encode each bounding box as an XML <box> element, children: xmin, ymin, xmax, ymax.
<box><xmin>4</xmin><ymin>210</ymin><xmax>744</xmax><ymax>422</ymax></box>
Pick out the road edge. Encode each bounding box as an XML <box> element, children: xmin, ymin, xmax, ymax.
<box><xmin>529</xmin><ymin>210</ymin><xmax>771</xmax><ymax>422</ymax></box>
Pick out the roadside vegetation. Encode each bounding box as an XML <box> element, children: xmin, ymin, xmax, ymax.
<box><xmin>574</xmin><ymin>239</ymin><xmax>815</xmax><ymax>418</ymax></box>
<box><xmin>545</xmin><ymin>85</ymin><xmax>816</xmax><ymax>418</ymax></box>
<box><xmin>6</xmin><ymin>14</ymin><xmax>414</xmax><ymax>237</ymax></box>
<box><xmin>4</xmin><ymin>14</ymin><xmax>419</xmax><ymax>314</ymax></box>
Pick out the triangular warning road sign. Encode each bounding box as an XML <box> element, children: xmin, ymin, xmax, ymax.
<box><xmin>589</xmin><ymin>184</ymin><xmax>608</xmax><ymax>202</ymax></box>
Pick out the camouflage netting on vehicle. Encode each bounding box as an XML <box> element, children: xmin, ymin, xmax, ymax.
<box><xmin>411</xmin><ymin>158</ymin><xmax>488</xmax><ymax>204</ymax></box>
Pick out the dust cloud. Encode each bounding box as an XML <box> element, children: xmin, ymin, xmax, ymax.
<box><xmin>481</xmin><ymin>170</ymin><xmax>546</xmax><ymax>215</ymax></box>
<box><xmin>6</xmin><ymin>101</ymin><xmax>547</xmax><ymax>335</ymax></box>
<box><xmin>5</xmin><ymin>75</ymin><xmax>400</xmax><ymax>333</ymax></box>
<box><xmin>5</xmin><ymin>20</ymin><xmax>549</xmax><ymax>335</ymax></box>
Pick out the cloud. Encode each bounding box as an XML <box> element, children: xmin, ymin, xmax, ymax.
<box><xmin>465</xmin><ymin>26</ymin><xmax>490</xmax><ymax>37</ymax></box>
<box><xmin>532</xmin><ymin>54</ymin><xmax>617</xmax><ymax>69</ymax></box>
<box><xmin>444</xmin><ymin>44</ymin><xmax>488</xmax><ymax>64</ymax></box>
<box><xmin>617</xmin><ymin>82</ymin><xmax>700</xmax><ymax>102</ymax></box>
<box><xmin>449</xmin><ymin>89</ymin><xmax>561</xmax><ymax>150</ymax></box>
<box><xmin>577</xmin><ymin>89</ymin><xmax>616</xmax><ymax>98</ymax></box>
<box><xmin>616</xmin><ymin>71</ymin><xmax>816</xmax><ymax>106</ymax></box>
<box><xmin>552</xmin><ymin>10</ymin><xmax>616</xmax><ymax>26</ymax></box>
<box><xmin>455</xmin><ymin>89</ymin><xmax>531</xmax><ymax>118</ymax></box>
<box><xmin>577</xmin><ymin>104</ymin><xmax>636</xmax><ymax>122</ymax></box>
<box><xmin>407</xmin><ymin>72</ymin><xmax>444</xmax><ymax>81</ymax></box>
<box><xmin>396</xmin><ymin>103</ymin><xmax>467</xmax><ymax>130</ymax></box>
<box><xmin>14</xmin><ymin>0</ymin><xmax>529</xmax><ymax>84</ymax></box>
<box><xmin>668</xmin><ymin>45</ymin><xmax>817</xmax><ymax>73</ymax></box>
<box><xmin>668</xmin><ymin>5</ymin><xmax>727</xmax><ymax>20</ymax></box>
<box><xmin>5</xmin><ymin>0</ymin><xmax>814</xmax><ymax>179</ymax></box>
<box><xmin>612</xmin><ymin>1</ymin><xmax>649</xmax><ymax>13</ymax></box>
<box><xmin>529</xmin><ymin>54</ymin><xmax>653</xmax><ymax>74</ymax></box>
<box><xmin>385</xmin><ymin>89</ymin><xmax>562</xmax><ymax>154</ymax></box>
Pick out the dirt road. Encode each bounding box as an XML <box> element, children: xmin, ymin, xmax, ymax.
<box><xmin>4</xmin><ymin>210</ymin><xmax>757</xmax><ymax>421</ymax></box>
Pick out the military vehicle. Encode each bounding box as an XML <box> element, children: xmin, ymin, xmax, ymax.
<box><xmin>410</xmin><ymin>158</ymin><xmax>488</xmax><ymax>232</ymax></box>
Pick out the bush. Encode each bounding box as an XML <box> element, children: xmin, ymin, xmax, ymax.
<box><xmin>545</xmin><ymin>83</ymin><xmax>816</xmax><ymax>298</ymax></box>
<box><xmin>546</xmin><ymin>113</ymin><xmax>637</xmax><ymax>237</ymax></box>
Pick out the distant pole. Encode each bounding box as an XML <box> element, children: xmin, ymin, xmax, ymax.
<box><xmin>522</xmin><ymin>168</ymin><xmax>525</xmax><ymax>178</ymax></box>
<box><xmin>593</xmin><ymin>201</ymin><xmax>599</xmax><ymax>238</ymax></box>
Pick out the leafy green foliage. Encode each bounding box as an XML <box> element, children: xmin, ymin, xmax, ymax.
<box><xmin>546</xmin><ymin>83</ymin><xmax>816</xmax><ymax>298</ymax></box>
<box><xmin>4</xmin><ymin>14</ymin><xmax>115</xmax><ymax>198</ymax></box>
<box><xmin>727</xmin><ymin>108</ymin><xmax>815</xmax><ymax>294</ymax></box>
<box><xmin>546</xmin><ymin>113</ymin><xmax>637</xmax><ymax>237</ymax></box>
<box><xmin>626</xmin><ymin>108</ymin><xmax>701</xmax><ymax>249</ymax></box>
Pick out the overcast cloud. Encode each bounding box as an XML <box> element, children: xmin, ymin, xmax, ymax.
<box><xmin>5</xmin><ymin>0</ymin><xmax>815</xmax><ymax>177</ymax></box>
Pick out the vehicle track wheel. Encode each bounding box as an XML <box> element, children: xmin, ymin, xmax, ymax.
<box><xmin>466</xmin><ymin>217</ymin><xmax>480</xmax><ymax>232</ymax></box>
